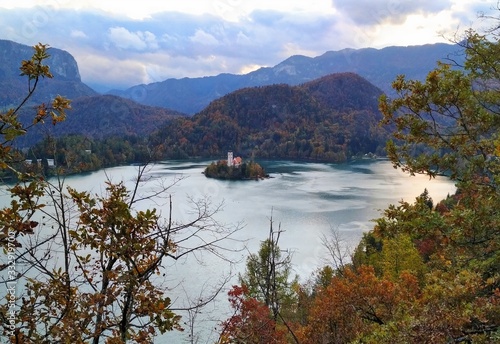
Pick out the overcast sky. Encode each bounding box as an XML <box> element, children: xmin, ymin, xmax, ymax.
<box><xmin>0</xmin><ymin>0</ymin><xmax>494</xmax><ymax>91</ymax></box>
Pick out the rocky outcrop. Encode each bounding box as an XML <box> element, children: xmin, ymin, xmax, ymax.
<box><xmin>0</xmin><ymin>39</ymin><xmax>96</xmax><ymax>107</ymax></box>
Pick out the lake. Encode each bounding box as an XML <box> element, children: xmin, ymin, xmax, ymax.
<box><xmin>0</xmin><ymin>159</ymin><xmax>456</xmax><ymax>342</ymax></box>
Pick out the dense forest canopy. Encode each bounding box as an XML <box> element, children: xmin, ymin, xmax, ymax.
<box><xmin>151</xmin><ymin>73</ymin><xmax>389</xmax><ymax>162</ymax></box>
<box><xmin>9</xmin><ymin>72</ymin><xmax>390</xmax><ymax>180</ymax></box>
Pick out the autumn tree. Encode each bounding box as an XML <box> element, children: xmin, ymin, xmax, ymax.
<box><xmin>3</xmin><ymin>164</ymin><xmax>243</xmax><ymax>342</ymax></box>
<box><xmin>379</xmin><ymin>22</ymin><xmax>500</xmax><ymax>195</ymax></box>
<box><xmin>376</xmin><ymin>10</ymin><xmax>500</xmax><ymax>341</ymax></box>
<box><xmin>297</xmin><ymin>265</ymin><xmax>420</xmax><ymax>343</ymax></box>
<box><xmin>0</xmin><ymin>43</ymin><xmax>70</xmax><ymax>249</ymax></box>
<box><xmin>217</xmin><ymin>285</ymin><xmax>287</xmax><ymax>344</ymax></box>
<box><xmin>0</xmin><ymin>44</ymin><xmax>242</xmax><ymax>343</ymax></box>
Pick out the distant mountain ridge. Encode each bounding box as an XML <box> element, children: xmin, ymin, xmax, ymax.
<box><xmin>0</xmin><ymin>39</ymin><xmax>464</xmax><ymax>153</ymax></box>
<box><xmin>110</xmin><ymin>43</ymin><xmax>465</xmax><ymax>114</ymax></box>
<box><xmin>0</xmin><ymin>39</ymin><xmax>187</xmax><ymax>147</ymax></box>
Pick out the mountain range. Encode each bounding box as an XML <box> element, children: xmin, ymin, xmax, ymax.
<box><xmin>16</xmin><ymin>95</ymin><xmax>185</xmax><ymax>148</ymax></box>
<box><xmin>0</xmin><ymin>39</ymin><xmax>184</xmax><ymax>148</ymax></box>
<box><xmin>0</xmin><ymin>39</ymin><xmax>465</xmax><ymax>153</ymax></box>
<box><xmin>109</xmin><ymin>43</ymin><xmax>465</xmax><ymax>114</ymax></box>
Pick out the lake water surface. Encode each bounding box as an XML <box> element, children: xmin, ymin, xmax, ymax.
<box><xmin>1</xmin><ymin>159</ymin><xmax>456</xmax><ymax>342</ymax></box>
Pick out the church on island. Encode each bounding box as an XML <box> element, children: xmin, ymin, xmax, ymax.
<box><xmin>203</xmin><ymin>151</ymin><xmax>268</xmax><ymax>180</ymax></box>
<box><xmin>227</xmin><ymin>151</ymin><xmax>242</xmax><ymax>167</ymax></box>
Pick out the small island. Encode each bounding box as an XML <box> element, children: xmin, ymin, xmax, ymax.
<box><xmin>204</xmin><ymin>151</ymin><xmax>269</xmax><ymax>180</ymax></box>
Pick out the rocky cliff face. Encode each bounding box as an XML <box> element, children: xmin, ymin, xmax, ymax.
<box><xmin>0</xmin><ymin>39</ymin><xmax>96</xmax><ymax>106</ymax></box>
<box><xmin>46</xmin><ymin>47</ymin><xmax>82</xmax><ymax>81</ymax></box>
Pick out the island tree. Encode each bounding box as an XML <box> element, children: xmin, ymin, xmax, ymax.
<box><xmin>204</xmin><ymin>159</ymin><xmax>267</xmax><ymax>180</ymax></box>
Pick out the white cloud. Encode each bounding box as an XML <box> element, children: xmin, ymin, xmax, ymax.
<box><xmin>70</xmin><ymin>30</ymin><xmax>87</xmax><ymax>39</ymax></box>
<box><xmin>107</xmin><ymin>27</ymin><xmax>158</xmax><ymax>51</ymax></box>
<box><xmin>331</xmin><ymin>0</ymin><xmax>454</xmax><ymax>26</ymax></box>
<box><xmin>0</xmin><ymin>0</ymin><xmax>336</xmax><ymax>20</ymax></box>
<box><xmin>189</xmin><ymin>29</ymin><xmax>219</xmax><ymax>46</ymax></box>
<box><xmin>0</xmin><ymin>1</ymin><xmax>493</xmax><ymax>90</ymax></box>
<box><xmin>239</xmin><ymin>63</ymin><xmax>262</xmax><ymax>74</ymax></box>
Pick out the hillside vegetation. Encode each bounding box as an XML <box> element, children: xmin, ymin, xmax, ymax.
<box><xmin>152</xmin><ymin>73</ymin><xmax>388</xmax><ymax>162</ymax></box>
<box><xmin>18</xmin><ymin>73</ymin><xmax>387</xmax><ymax>177</ymax></box>
<box><xmin>216</xmin><ymin>27</ymin><xmax>500</xmax><ymax>344</ymax></box>
<box><xmin>16</xmin><ymin>94</ymin><xmax>185</xmax><ymax>148</ymax></box>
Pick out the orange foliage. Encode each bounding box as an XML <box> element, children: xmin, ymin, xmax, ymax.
<box><xmin>297</xmin><ymin>266</ymin><xmax>419</xmax><ymax>343</ymax></box>
<box><xmin>218</xmin><ymin>285</ymin><xmax>287</xmax><ymax>344</ymax></box>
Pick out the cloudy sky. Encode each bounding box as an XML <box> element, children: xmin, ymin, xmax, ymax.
<box><xmin>0</xmin><ymin>0</ymin><xmax>494</xmax><ymax>91</ymax></box>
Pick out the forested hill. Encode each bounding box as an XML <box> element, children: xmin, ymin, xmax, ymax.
<box><xmin>16</xmin><ymin>95</ymin><xmax>186</xmax><ymax>148</ymax></box>
<box><xmin>151</xmin><ymin>72</ymin><xmax>388</xmax><ymax>162</ymax></box>
<box><xmin>302</xmin><ymin>73</ymin><xmax>382</xmax><ymax>112</ymax></box>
